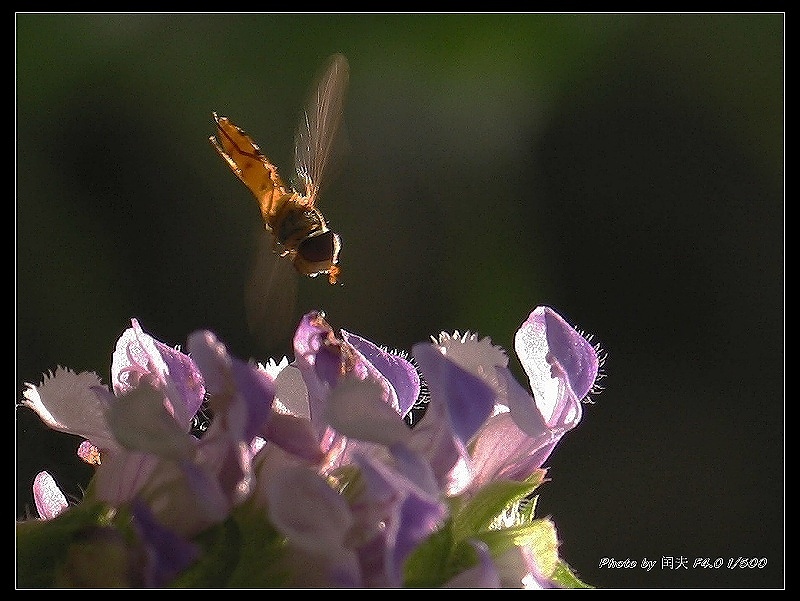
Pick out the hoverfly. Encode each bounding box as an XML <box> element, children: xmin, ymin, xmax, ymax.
<box><xmin>209</xmin><ymin>54</ymin><xmax>349</xmax><ymax>286</ymax></box>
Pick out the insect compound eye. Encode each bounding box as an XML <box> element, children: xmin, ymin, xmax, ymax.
<box><xmin>298</xmin><ymin>230</ymin><xmax>338</xmax><ymax>264</ymax></box>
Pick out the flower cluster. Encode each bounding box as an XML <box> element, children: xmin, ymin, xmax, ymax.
<box><xmin>17</xmin><ymin>306</ymin><xmax>602</xmax><ymax>588</ymax></box>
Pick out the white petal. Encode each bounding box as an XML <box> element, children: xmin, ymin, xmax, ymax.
<box><xmin>273</xmin><ymin>364</ymin><xmax>310</xmax><ymax>419</ymax></box>
<box><xmin>514</xmin><ymin>313</ymin><xmax>564</xmax><ymax>425</ymax></box>
<box><xmin>21</xmin><ymin>368</ymin><xmax>116</xmax><ymax>450</ymax></box>
<box><xmin>258</xmin><ymin>356</ymin><xmax>289</xmax><ymax>379</ymax></box>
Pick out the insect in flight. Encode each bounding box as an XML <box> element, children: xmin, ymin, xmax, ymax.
<box><xmin>209</xmin><ymin>53</ymin><xmax>349</xmax><ymax>286</ymax></box>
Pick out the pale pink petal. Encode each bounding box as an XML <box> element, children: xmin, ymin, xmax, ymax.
<box><xmin>32</xmin><ymin>471</ymin><xmax>68</xmax><ymax>520</ymax></box>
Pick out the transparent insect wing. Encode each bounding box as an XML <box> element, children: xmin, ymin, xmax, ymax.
<box><xmin>294</xmin><ymin>53</ymin><xmax>350</xmax><ymax>204</ymax></box>
<box><xmin>245</xmin><ymin>228</ymin><xmax>299</xmax><ymax>355</ymax></box>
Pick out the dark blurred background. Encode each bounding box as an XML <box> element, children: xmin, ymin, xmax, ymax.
<box><xmin>16</xmin><ymin>14</ymin><xmax>783</xmax><ymax>588</ymax></box>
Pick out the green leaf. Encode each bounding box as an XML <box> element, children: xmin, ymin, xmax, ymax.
<box><xmin>450</xmin><ymin>470</ymin><xmax>546</xmax><ymax>542</ymax></box>
<box><xmin>15</xmin><ymin>500</ymin><xmax>109</xmax><ymax>588</ymax></box>
<box><xmin>55</xmin><ymin>529</ymin><xmax>132</xmax><ymax>587</ymax></box>
<box><xmin>403</xmin><ymin>520</ymin><xmax>478</xmax><ymax>588</ymax></box>
<box><xmin>476</xmin><ymin>518</ymin><xmax>558</xmax><ymax>566</ymax></box>
<box><xmin>168</xmin><ymin>517</ymin><xmax>241</xmax><ymax>588</ymax></box>
<box><xmin>225</xmin><ymin>502</ymin><xmax>290</xmax><ymax>587</ymax></box>
<box><xmin>404</xmin><ymin>472</ymin><xmax>563</xmax><ymax>587</ymax></box>
<box><xmin>550</xmin><ymin>559</ymin><xmax>594</xmax><ymax>589</ymax></box>
<box><xmin>170</xmin><ymin>502</ymin><xmax>291</xmax><ymax>588</ymax></box>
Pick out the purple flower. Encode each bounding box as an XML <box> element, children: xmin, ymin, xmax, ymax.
<box><xmin>21</xmin><ymin>319</ymin><xmax>205</xmax><ymax>466</ymax></box>
<box><xmin>411</xmin><ymin>307</ymin><xmax>601</xmax><ymax>495</ymax></box>
<box><xmin>20</xmin><ymin>306</ymin><xmax>601</xmax><ymax>588</ymax></box>
<box><xmin>21</xmin><ymin>320</ymin><xmax>274</xmax><ymax>536</ymax></box>
<box><xmin>260</xmin><ymin>307</ymin><xmax>599</xmax><ymax>586</ymax></box>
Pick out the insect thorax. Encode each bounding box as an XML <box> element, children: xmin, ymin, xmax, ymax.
<box><xmin>275</xmin><ymin>202</ymin><xmax>328</xmax><ymax>250</ymax></box>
